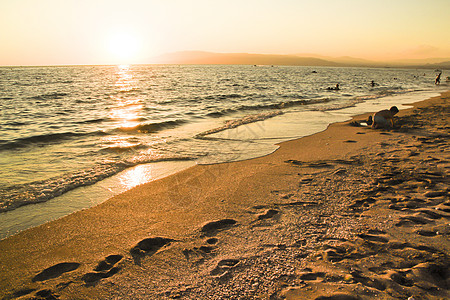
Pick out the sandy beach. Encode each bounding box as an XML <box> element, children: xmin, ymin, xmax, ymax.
<box><xmin>0</xmin><ymin>91</ymin><xmax>448</xmax><ymax>299</ymax></box>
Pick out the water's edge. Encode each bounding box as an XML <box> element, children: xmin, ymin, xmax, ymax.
<box><xmin>0</xmin><ymin>89</ymin><xmax>444</xmax><ymax>239</ymax></box>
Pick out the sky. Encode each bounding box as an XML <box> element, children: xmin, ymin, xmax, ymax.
<box><xmin>1</xmin><ymin>0</ymin><xmax>450</xmax><ymax>66</ymax></box>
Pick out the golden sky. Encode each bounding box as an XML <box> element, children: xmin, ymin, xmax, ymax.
<box><xmin>1</xmin><ymin>0</ymin><xmax>449</xmax><ymax>65</ymax></box>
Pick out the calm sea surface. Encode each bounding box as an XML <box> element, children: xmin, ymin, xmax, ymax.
<box><xmin>0</xmin><ymin>64</ymin><xmax>446</xmax><ymax>237</ymax></box>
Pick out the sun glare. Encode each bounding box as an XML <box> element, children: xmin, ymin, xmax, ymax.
<box><xmin>107</xmin><ymin>31</ymin><xmax>141</xmax><ymax>63</ymax></box>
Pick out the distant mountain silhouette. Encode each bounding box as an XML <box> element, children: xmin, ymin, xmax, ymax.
<box><xmin>424</xmin><ymin>61</ymin><xmax>450</xmax><ymax>70</ymax></box>
<box><xmin>292</xmin><ymin>53</ymin><xmax>381</xmax><ymax>66</ymax></box>
<box><xmin>152</xmin><ymin>51</ymin><xmax>450</xmax><ymax>69</ymax></box>
<box><xmin>154</xmin><ymin>51</ymin><xmax>341</xmax><ymax>66</ymax></box>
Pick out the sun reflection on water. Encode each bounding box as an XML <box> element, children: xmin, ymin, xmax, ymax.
<box><xmin>102</xmin><ymin>65</ymin><xmax>145</xmax><ymax>149</ymax></box>
<box><xmin>109</xmin><ymin>65</ymin><xmax>143</xmax><ymax>129</ymax></box>
<box><xmin>119</xmin><ymin>164</ymin><xmax>152</xmax><ymax>189</ymax></box>
<box><xmin>114</xmin><ymin>65</ymin><xmax>134</xmax><ymax>92</ymax></box>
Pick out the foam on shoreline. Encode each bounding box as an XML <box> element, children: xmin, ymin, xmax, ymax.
<box><xmin>0</xmin><ymin>90</ymin><xmax>443</xmax><ymax>239</ymax></box>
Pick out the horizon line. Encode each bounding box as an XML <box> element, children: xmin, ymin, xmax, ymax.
<box><xmin>1</xmin><ymin>50</ymin><xmax>449</xmax><ymax>68</ymax></box>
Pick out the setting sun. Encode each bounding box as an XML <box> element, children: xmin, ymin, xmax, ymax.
<box><xmin>107</xmin><ymin>31</ymin><xmax>141</xmax><ymax>63</ymax></box>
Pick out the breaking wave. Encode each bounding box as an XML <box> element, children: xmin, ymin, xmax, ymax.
<box><xmin>0</xmin><ymin>155</ymin><xmax>196</xmax><ymax>213</ymax></box>
<box><xmin>0</xmin><ymin>131</ymin><xmax>108</xmax><ymax>151</ymax></box>
<box><xmin>196</xmin><ymin>111</ymin><xmax>284</xmax><ymax>138</ymax></box>
<box><xmin>115</xmin><ymin>119</ymin><xmax>187</xmax><ymax>134</ymax></box>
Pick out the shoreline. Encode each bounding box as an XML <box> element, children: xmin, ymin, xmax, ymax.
<box><xmin>0</xmin><ymin>90</ymin><xmax>443</xmax><ymax>240</ymax></box>
<box><xmin>0</xmin><ymin>91</ymin><xmax>448</xmax><ymax>299</ymax></box>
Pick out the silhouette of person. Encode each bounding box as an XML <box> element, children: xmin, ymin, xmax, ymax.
<box><xmin>435</xmin><ymin>72</ymin><xmax>442</xmax><ymax>85</ymax></box>
<box><xmin>372</xmin><ymin>106</ymin><xmax>399</xmax><ymax>129</ymax></box>
<box><xmin>327</xmin><ymin>83</ymin><xmax>340</xmax><ymax>91</ymax></box>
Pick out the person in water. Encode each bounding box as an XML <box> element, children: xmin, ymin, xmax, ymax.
<box><xmin>327</xmin><ymin>83</ymin><xmax>340</xmax><ymax>91</ymax></box>
<box><xmin>435</xmin><ymin>72</ymin><xmax>442</xmax><ymax>85</ymax></box>
<box><xmin>372</xmin><ymin>106</ymin><xmax>399</xmax><ymax>129</ymax></box>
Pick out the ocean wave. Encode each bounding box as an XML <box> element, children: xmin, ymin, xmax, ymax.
<box><xmin>205</xmin><ymin>97</ymin><xmax>332</xmax><ymax>117</ymax></box>
<box><xmin>0</xmin><ymin>155</ymin><xmax>196</xmax><ymax>213</ymax></box>
<box><xmin>0</xmin><ymin>131</ymin><xmax>108</xmax><ymax>151</ymax></box>
<box><xmin>355</xmin><ymin>88</ymin><xmax>417</xmax><ymax>101</ymax></box>
<box><xmin>76</xmin><ymin>118</ymin><xmax>108</xmax><ymax>124</ymax></box>
<box><xmin>196</xmin><ymin>111</ymin><xmax>283</xmax><ymax>138</ymax></box>
<box><xmin>206</xmin><ymin>108</ymin><xmax>237</xmax><ymax>117</ymax></box>
<box><xmin>241</xmin><ymin>97</ymin><xmax>332</xmax><ymax>110</ymax></box>
<box><xmin>116</xmin><ymin>119</ymin><xmax>187</xmax><ymax>134</ymax></box>
<box><xmin>4</xmin><ymin>121</ymin><xmax>28</xmax><ymax>126</ymax></box>
<box><xmin>30</xmin><ymin>92</ymin><xmax>68</xmax><ymax>100</ymax></box>
<box><xmin>100</xmin><ymin>143</ymin><xmax>148</xmax><ymax>153</ymax></box>
<box><xmin>208</xmin><ymin>93</ymin><xmax>243</xmax><ymax>100</ymax></box>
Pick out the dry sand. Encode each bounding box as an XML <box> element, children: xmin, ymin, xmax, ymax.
<box><xmin>0</xmin><ymin>92</ymin><xmax>449</xmax><ymax>300</ymax></box>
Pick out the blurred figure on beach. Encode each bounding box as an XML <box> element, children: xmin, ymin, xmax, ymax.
<box><xmin>435</xmin><ymin>72</ymin><xmax>441</xmax><ymax>85</ymax></box>
<box><xmin>372</xmin><ymin>106</ymin><xmax>399</xmax><ymax>129</ymax></box>
<box><xmin>327</xmin><ymin>83</ymin><xmax>340</xmax><ymax>91</ymax></box>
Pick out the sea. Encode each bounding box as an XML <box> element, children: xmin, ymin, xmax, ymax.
<box><xmin>0</xmin><ymin>64</ymin><xmax>447</xmax><ymax>239</ymax></box>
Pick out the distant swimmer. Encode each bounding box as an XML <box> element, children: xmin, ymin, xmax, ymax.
<box><xmin>371</xmin><ymin>106</ymin><xmax>399</xmax><ymax>129</ymax></box>
<box><xmin>435</xmin><ymin>72</ymin><xmax>442</xmax><ymax>85</ymax></box>
<box><xmin>327</xmin><ymin>83</ymin><xmax>340</xmax><ymax>91</ymax></box>
<box><xmin>371</xmin><ymin>80</ymin><xmax>377</xmax><ymax>87</ymax></box>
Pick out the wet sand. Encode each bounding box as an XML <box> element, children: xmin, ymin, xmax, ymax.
<box><xmin>0</xmin><ymin>91</ymin><xmax>448</xmax><ymax>300</ymax></box>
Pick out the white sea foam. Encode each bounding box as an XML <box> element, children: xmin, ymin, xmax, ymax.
<box><xmin>196</xmin><ymin>111</ymin><xmax>284</xmax><ymax>138</ymax></box>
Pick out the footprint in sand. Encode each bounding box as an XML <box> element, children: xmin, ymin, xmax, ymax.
<box><xmin>387</xmin><ymin>270</ymin><xmax>414</xmax><ymax>287</ymax></box>
<box><xmin>350</xmin><ymin>269</ymin><xmax>386</xmax><ymax>291</ymax></box>
<box><xmin>33</xmin><ymin>289</ymin><xmax>59</xmax><ymax>299</ymax></box>
<box><xmin>81</xmin><ymin>254</ymin><xmax>123</xmax><ymax>285</ymax></box>
<box><xmin>182</xmin><ymin>237</ymin><xmax>220</xmax><ymax>262</ymax></box>
<box><xmin>206</xmin><ymin>237</ymin><xmax>218</xmax><ymax>244</ymax></box>
<box><xmin>32</xmin><ymin>262</ymin><xmax>80</xmax><ymax>282</ymax></box>
<box><xmin>182</xmin><ymin>245</ymin><xmax>215</xmax><ymax>262</ymax></box>
<box><xmin>130</xmin><ymin>237</ymin><xmax>174</xmax><ymax>257</ymax></box>
<box><xmin>11</xmin><ymin>288</ymin><xmax>36</xmax><ymax>298</ymax></box>
<box><xmin>257</xmin><ymin>209</ymin><xmax>279</xmax><ymax>220</ymax></box>
<box><xmin>129</xmin><ymin>236</ymin><xmax>175</xmax><ymax>267</ymax></box>
<box><xmin>415</xmin><ymin>229</ymin><xmax>439</xmax><ymax>237</ymax></box>
<box><xmin>210</xmin><ymin>258</ymin><xmax>240</xmax><ymax>282</ymax></box>
<box><xmin>94</xmin><ymin>254</ymin><xmax>123</xmax><ymax>272</ymax></box>
<box><xmin>322</xmin><ymin>245</ymin><xmax>352</xmax><ymax>263</ymax></box>
<box><xmin>81</xmin><ymin>267</ymin><xmax>120</xmax><ymax>286</ymax></box>
<box><xmin>411</xmin><ymin>262</ymin><xmax>450</xmax><ymax>290</ymax></box>
<box><xmin>201</xmin><ymin>219</ymin><xmax>237</xmax><ymax>235</ymax></box>
<box><xmin>395</xmin><ymin>214</ymin><xmax>434</xmax><ymax>227</ymax></box>
<box><xmin>80</xmin><ymin>254</ymin><xmax>123</xmax><ymax>286</ymax></box>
